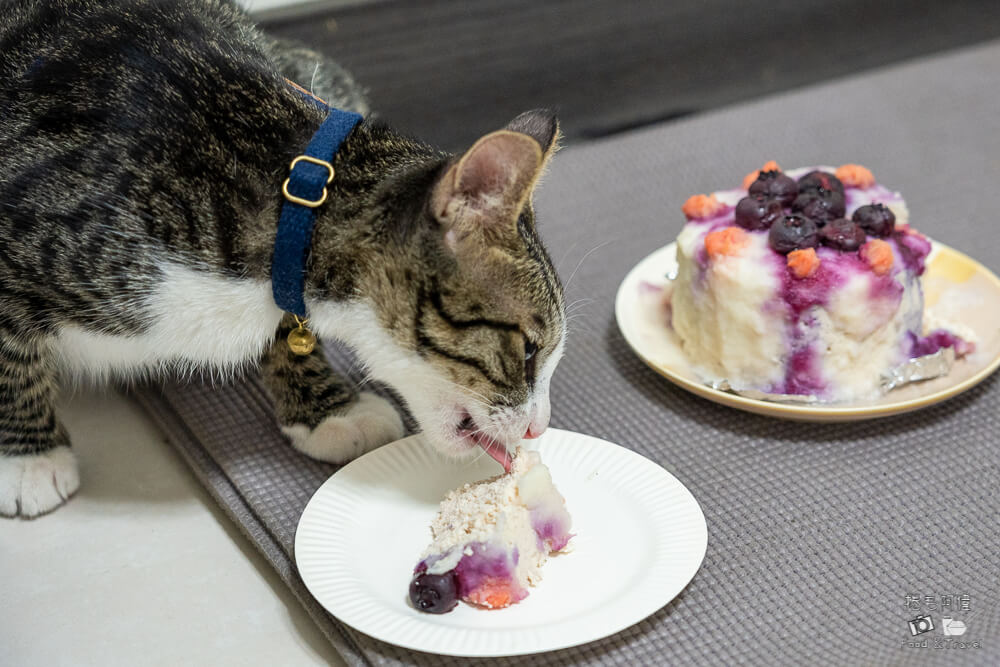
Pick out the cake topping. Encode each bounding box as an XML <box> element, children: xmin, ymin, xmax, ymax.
<box><xmin>741</xmin><ymin>160</ymin><xmax>781</xmax><ymax>189</ymax></box>
<box><xmin>787</xmin><ymin>248</ymin><xmax>820</xmax><ymax>279</ymax></box>
<box><xmin>705</xmin><ymin>226</ymin><xmax>750</xmax><ymax>258</ymax></box>
<box><xmin>852</xmin><ymin>203</ymin><xmax>896</xmax><ymax>238</ymax></box>
<box><xmin>860</xmin><ymin>239</ymin><xmax>894</xmax><ymax>275</ymax></box>
<box><xmin>791</xmin><ymin>188</ymin><xmax>846</xmax><ymax>224</ymax></box>
<box><xmin>768</xmin><ymin>214</ymin><xmax>819</xmax><ymax>254</ymax></box>
<box><xmin>894</xmin><ymin>227</ymin><xmax>933</xmax><ymax>274</ymax></box>
<box><xmin>682</xmin><ymin>193</ymin><xmax>725</xmax><ymax>220</ymax></box>
<box><xmin>748</xmin><ymin>170</ymin><xmax>799</xmax><ymax>205</ymax></box>
<box><xmin>734</xmin><ymin>195</ymin><xmax>783</xmax><ymax>230</ymax></box>
<box><xmin>819</xmin><ymin>218</ymin><xmax>867</xmax><ymax>251</ymax></box>
<box><xmin>467</xmin><ymin>578</ymin><xmax>518</xmax><ymax>609</ymax></box>
<box><xmin>409</xmin><ymin>572</ymin><xmax>459</xmax><ymax>614</ymax></box>
<box><xmin>797</xmin><ymin>170</ymin><xmax>844</xmax><ymax>195</ymax></box>
<box><xmin>835</xmin><ymin>163</ymin><xmax>876</xmax><ymax>189</ymax></box>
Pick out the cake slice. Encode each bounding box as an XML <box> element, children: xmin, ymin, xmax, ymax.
<box><xmin>408</xmin><ymin>448</ymin><xmax>572</xmax><ymax>613</ymax></box>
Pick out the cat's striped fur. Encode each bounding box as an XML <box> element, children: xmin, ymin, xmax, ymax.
<box><xmin>0</xmin><ymin>0</ymin><xmax>565</xmax><ymax>517</ymax></box>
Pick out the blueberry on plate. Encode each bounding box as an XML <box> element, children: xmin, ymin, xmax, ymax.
<box><xmin>852</xmin><ymin>203</ymin><xmax>896</xmax><ymax>237</ymax></box>
<box><xmin>409</xmin><ymin>572</ymin><xmax>459</xmax><ymax>614</ymax></box>
<box><xmin>734</xmin><ymin>195</ymin><xmax>784</xmax><ymax>230</ymax></box>
<box><xmin>819</xmin><ymin>218</ymin><xmax>867</xmax><ymax>251</ymax></box>
<box><xmin>797</xmin><ymin>170</ymin><xmax>845</xmax><ymax>195</ymax></box>
<box><xmin>748</xmin><ymin>170</ymin><xmax>799</xmax><ymax>205</ymax></box>
<box><xmin>769</xmin><ymin>213</ymin><xmax>819</xmax><ymax>254</ymax></box>
<box><xmin>792</xmin><ymin>188</ymin><xmax>846</xmax><ymax>223</ymax></box>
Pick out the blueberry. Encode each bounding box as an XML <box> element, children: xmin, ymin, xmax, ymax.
<box><xmin>819</xmin><ymin>218</ymin><xmax>867</xmax><ymax>251</ymax></box>
<box><xmin>748</xmin><ymin>170</ymin><xmax>799</xmax><ymax>205</ymax></box>
<box><xmin>769</xmin><ymin>214</ymin><xmax>819</xmax><ymax>254</ymax></box>
<box><xmin>791</xmin><ymin>188</ymin><xmax>846</xmax><ymax>224</ymax></box>
<box><xmin>797</xmin><ymin>170</ymin><xmax>845</xmax><ymax>195</ymax></box>
<box><xmin>852</xmin><ymin>203</ymin><xmax>896</xmax><ymax>237</ymax></box>
<box><xmin>734</xmin><ymin>195</ymin><xmax>784</xmax><ymax>231</ymax></box>
<box><xmin>409</xmin><ymin>572</ymin><xmax>459</xmax><ymax>614</ymax></box>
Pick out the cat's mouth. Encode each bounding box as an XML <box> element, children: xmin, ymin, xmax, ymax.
<box><xmin>455</xmin><ymin>413</ymin><xmax>513</xmax><ymax>473</ymax></box>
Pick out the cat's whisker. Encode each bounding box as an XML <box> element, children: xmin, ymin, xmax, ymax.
<box><xmin>562</xmin><ymin>239</ymin><xmax>616</xmax><ymax>293</ymax></box>
<box><xmin>428</xmin><ymin>377</ymin><xmax>495</xmax><ymax>412</ymax></box>
<box><xmin>554</xmin><ymin>238</ymin><xmax>583</xmax><ymax>276</ymax></box>
<box><xmin>309</xmin><ymin>62</ymin><xmax>320</xmax><ymax>95</ymax></box>
<box><xmin>564</xmin><ymin>298</ymin><xmax>594</xmax><ymax>315</ymax></box>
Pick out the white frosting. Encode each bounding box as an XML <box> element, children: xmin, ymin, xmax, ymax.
<box><xmin>808</xmin><ymin>258</ymin><xmax>923</xmax><ymax>400</ymax></box>
<box><xmin>672</xmin><ymin>226</ymin><xmax>787</xmax><ymax>391</ymax></box>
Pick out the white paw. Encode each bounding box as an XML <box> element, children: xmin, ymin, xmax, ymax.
<box><xmin>281</xmin><ymin>392</ymin><xmax>405</xmax><ymax>464</ymax></box>
<box><xmin>0</xmin><ymin>446</ymin><xmax>80</xmax><ymax>518</ymax></box>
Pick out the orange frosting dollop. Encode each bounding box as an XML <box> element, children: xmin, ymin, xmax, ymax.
<box><xmin>682</xmin><ymin>193</ymin><xmax>725</xmax><ymax>220</ymax></box>
<box><xmin>742</xmin><ymin>160</ymin><xmax>781</xmax><ymax>189</ymax></box>
<box><xmin>465</xmin><ymin>579</ymin><xmax>518</xmax><ymax>608</ymax></box>
<box><xmin>705</xmin><ymin>226</ymin><xmax>750</xmax><ymax>258</ymax></box>
<box><xmin>860</xmin><ymin>239</ymin><xmax>894</xmax><ymax>275</ymax></box>
<box><xmin>835</xmin><ymin>163</ymin><xmax>875</xmax><ymax>189</ymax></box>
<box><xmin>787</xmin><ymin>248</ymin><xmax>820</xmax><ymax>279</ymax></box>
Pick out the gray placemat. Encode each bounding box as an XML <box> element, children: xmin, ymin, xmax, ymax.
<box><xmin>136</xmin><ymin>40</ymin><xmax>1000</xmax><ymax>666</ymax></box>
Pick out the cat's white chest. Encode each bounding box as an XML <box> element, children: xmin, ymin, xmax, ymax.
<box><xmin>53</xmin><ymin>262</ymin><xmax>284</xmax><ymax>379</ymax></box>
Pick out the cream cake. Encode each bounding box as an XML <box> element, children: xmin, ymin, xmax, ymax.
<box><xmin>408</xmin><ymin>448</ymin><xmax>572</xmax><ymax>613</ymax></box>
<box><xmin>669</xmin><ymin>162</ymin><xmax>972</xmax><ymax>402</ymax></box>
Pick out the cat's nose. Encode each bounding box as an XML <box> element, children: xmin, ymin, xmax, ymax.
<box><xmin>524</xmin><ymin>420</ymin><xmax>547</xmax><ymax>439</ymax></box>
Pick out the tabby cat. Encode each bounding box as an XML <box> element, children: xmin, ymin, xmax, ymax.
<box><xmin>0</xmin><ymin>0</ymin><xmax>565</xmax><ymax>518</ymax></box>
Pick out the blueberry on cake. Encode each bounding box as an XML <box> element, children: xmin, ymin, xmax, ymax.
<box><xmin>670</xmin><ymin>162</ymin><xmax>973</xmax><ymax>402</ymax></box>
<box><xmin>408</xmin><ymin>448</ymin><xmax>572</xmax><ymax>613</ymax></box>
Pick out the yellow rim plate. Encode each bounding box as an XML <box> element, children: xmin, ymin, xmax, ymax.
<box><xmin>615</xmin><ymin>241</ymin><xmax>1000</xmax><ymax>422</ymax></box>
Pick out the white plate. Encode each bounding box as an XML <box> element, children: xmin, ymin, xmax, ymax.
<box><xmin>294</xmin><ymin>429</ymin><xmax>708</xmax><ymax>657</ymax></box>
<box><xmin>615</xmin><ymin>241</ymin><xmax>1000</xmax><ymax>422</ymax></box>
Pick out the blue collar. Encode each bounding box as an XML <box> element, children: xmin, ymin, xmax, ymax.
<box><xmin>271</xmin><ymin>84</ymin><xmax>362</xmax><ymax>318</ymax></box>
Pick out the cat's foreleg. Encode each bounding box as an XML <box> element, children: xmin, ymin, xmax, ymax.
<box><xmin>260</xmin><ymin>316</ymin><xmax>404</xmax><ymax>464</ymax></box>
<box><xmin>0</xmin><ymin>336</ymin><xmax>79</xmax><ymax>518</ymax></box>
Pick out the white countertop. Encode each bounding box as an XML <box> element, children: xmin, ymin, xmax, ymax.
<box><xmin>0</xmin><ymin>389</ymin><xmax>346</xmax><ymax>667</ymax></box>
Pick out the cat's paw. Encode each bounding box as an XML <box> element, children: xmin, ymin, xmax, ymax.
<box><xmin>281</xmin><ymin>392</ymin><xmax>404</xmax><ymax>464</ymax></box>
<box><xmin>0</xmin><ymin>446</ymin><xmax>80</xmax><ymax>518</ymax></box>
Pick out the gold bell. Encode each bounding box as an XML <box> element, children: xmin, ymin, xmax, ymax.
<box><xmin>287</xmin><ymin>315</ymin><xmax>316</xmax><ymax>355</ymax></box>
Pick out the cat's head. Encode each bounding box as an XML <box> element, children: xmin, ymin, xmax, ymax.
<box><xmin>310</xmin><ymin>110</ymin><xmax>565</xmax><ymax>466</ymax></box>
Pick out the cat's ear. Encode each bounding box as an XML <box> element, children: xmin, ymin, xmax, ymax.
<box><xmin>506</xmin><ymin>109</ymin><xmax>561</xmax><ymax>157</ymax></box>
<box><xmin>431</xmin><ymin>129</ymin><xmax>544</xmax><ymax>232</ymax></box>
<box><xmin>506</xmin><ymin>109</ymin><xmax>561</xmax><ymax>193</ymax></box>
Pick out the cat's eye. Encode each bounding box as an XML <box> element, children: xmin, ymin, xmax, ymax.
<box><xmin>524</xmin><ymin>340</ymin><xmax>538</xmax><ymax>386</ymax></box>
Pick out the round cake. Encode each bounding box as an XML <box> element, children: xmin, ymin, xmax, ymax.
<box><xmin>669</xmin><ymin>162</ymin><xmax>971</xmax><ymax>402</ymax></box>
<box><xmin>408</xmin><ymin>448</ymin><xmax>572</xmax><ymax>613</ymax></box>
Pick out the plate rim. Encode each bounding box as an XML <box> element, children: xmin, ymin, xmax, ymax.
<box><xmin>614</xmin><ymin>240</ymin><xmax>1000</xmax><ymax>422</ymax></box>
<box><xmin>294</xmin><ymin>428</ymin><xmax>709</xmax><ymax>657</ymax></box>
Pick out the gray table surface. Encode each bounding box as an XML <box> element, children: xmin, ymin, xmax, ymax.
<box><xmin>138</xmin><ymin>40</ymin><xmax>1000</xmax><ymax>666</ymax></box>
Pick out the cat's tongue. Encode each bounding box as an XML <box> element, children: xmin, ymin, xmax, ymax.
<box><xmin>474</xmin><ymin>434</ymin><xmax>513</xmax><ymax>473</ymax></box>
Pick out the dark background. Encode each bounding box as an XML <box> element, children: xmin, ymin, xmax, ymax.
<box><xmin>260</xmin><ymin>0</ymin><xmax>1000</xmax><ymax>150</ymax></box>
